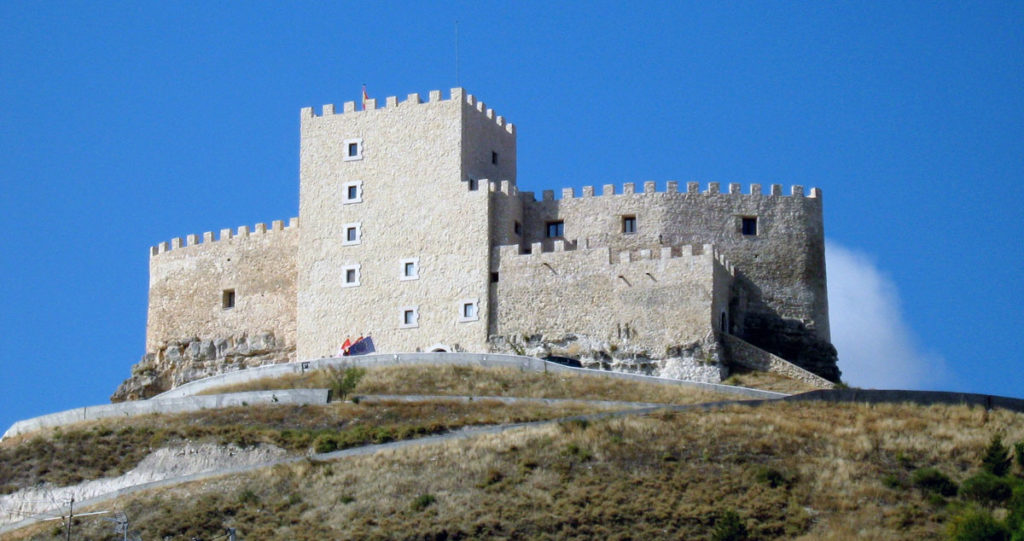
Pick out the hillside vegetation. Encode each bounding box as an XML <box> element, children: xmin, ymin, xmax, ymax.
<box><xmin>198</xmin><ymin>364</ymin><xmax>744</xmax><ymax>404</ymax></box>
<box><xmin>5</xmin><ymin>366</ymin><xmax>1024</xmax><ymax>540</ymax></box>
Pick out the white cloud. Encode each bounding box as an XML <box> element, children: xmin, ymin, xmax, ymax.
<box><xmin>826</xmin><ymin>241</ymin><xmax>946</xmax><ymax>389</ymax></box>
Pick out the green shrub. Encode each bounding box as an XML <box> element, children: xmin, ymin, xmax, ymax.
<box><xmin>983</xmin><ymin>435</ymin><xmax>1013</xmax><ymax>477</ymax></box>
<box><xmin>313</xmin><ymin>434</ymin><xmax>339</xmax><ymax>454</ymax></box>
<box><xmin>755</xmin><ymin>466</ymin><xmax>792</xmax><ymax>488</ymax></box>
<box><xmin>410</xmin><ymin>493</ymin><xmax>436</xmax><ymax>511</ymax></box>
<box><xmin>1014</xmin><ymin>441</ymin><xmax>1024</xmax><ymax>473</ymax></box>
<box><xmin>883</xmin><ymin>473</ymin><xmax>907</xmax><ymax>490</ymax></box>
<box><xmin>711</xmin><ymin>509</ymin><xmax>749</xmax><ymax>541</ymax></box>
<box><xmin>960</xmin><ymin>472</ymin><xmax>1013</xmax><ymax>506</ymax></box>
<box><xmin>328</xmin><ymin>366</ymin><xmax>366</xmax><ymax>401</ymax></box>
<box><xmin>947</xmin><ymin>506</ymin><xmax>1009</xmax><ymax>541</ymax></box>
<box><xmin>912</xmin><ymin>467</ymin><xmax>958</xmax><ymax>497</ymax></box>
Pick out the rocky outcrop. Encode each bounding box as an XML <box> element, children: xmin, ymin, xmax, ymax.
<box><xmin>488</xmin><ymin>333</ymin><xmax>727</xmax><ymax>384</ymax></box>
<box><xmin>111</xmin><ymin>332</ymin><xmax>294</xmax><ymax>401</ymax></box>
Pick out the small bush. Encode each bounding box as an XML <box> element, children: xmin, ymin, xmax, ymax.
<box><xmin>1014</xmin><ymin>440</ymin><xmax>1024</xmax><ymax>472</ymax></box>
<box><xmin>947</xmin><ymin>506</ymin><xmax>1010</xmax><ymax>541</ymax></box>
<box><xmin>410</xmin><ymin>493</ymin><xmax>436</xmax><ymax>511</ymax></box>
<box><xmin>755</xmin><ymin>466</ymin><xmax>792</xmax><ymax>489</ymax></box>
<box><xmin>982</xmin><ymin>434</ymin><xmax>1012</xmax><ymax>477</ymax></box>
<box><xmin>711</xmin><ymin>509</ymin><xmax>749</xmax><ymax>541</ymax></box>
<box><xmin>237</xmin><ymin>488</ymin><xmax>259</xmax><ymax>505</ymax></box>
<box><xmin>960</xmin><ymin>472</ymin><xmax>1013</xmax><ymax>506</ymax></box>
<box><xmin>328</xmin><ymin>366</ymin><xmax>366</xmax><ymax>401</ymax></box>
<box><xmin>912</xmin><ymin>467</ymin><xmax>958</xmax><ymax>497</ymax></box>
<box><xmin>313</xmin><ymin>434</ymin><xmax>339</xmax><ymax>454</ymax></box>
<box><xmin>883</xmin><ymin>473</ymin><xmax>907</xmax><ymax>490</ymax></box>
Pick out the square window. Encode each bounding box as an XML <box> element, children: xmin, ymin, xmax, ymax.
<box><xmin>222</xmin><ymin>289</ymin><xmax>235</xmax><ymax>309</ymax></box>
<box><xmin>399</xmin><ymin>257</ymin><xmax>419</xmax><ymax>281</ymax></box>
<box><xmin>342</xmin><ymin>222</ymin><xmax>361</xmax><ymax>245</ymax></box>
<box><xmin>513</xmin><ymin>221</ymin><xmax>522</xmax><ymax>236</ymax></box>
<box><xmin>468</xmin><ymin>178</ymin><xmax>478</xmax><ymax>191</ymax></box>
<box><xmin>622</xmin><ymin>216</ymin><xmax>637</xmax><ymax>234</ymax></box>
<box><xmin>343</xmin><ymin>181</ymin><xmax>363</xmax><ymax>204</ymax></box>
<box><xmin>458</xmin><ymin>299</ymin><xmax>479</xmax><ymax>322</ymax></box>
<box><xmin>400</xmin><ymin>306</ymin><xmax>419</xmax><ymax>328</ymax></box>
<box><xmin>490</xmin><ymin>272</ymin><xmax>499</xmax><ymax>283</ymax></box>
<box><xmin>546</xmin><ymin>221</ymin><xmax>564</xmax><ymax>238</ymax></box>
<box><xmin>341</xmin><ymin>264</ymin><xmax>361</xmax><ymax>287</ymax></box>
<box><xmin>742</xmin><ymin>217</ymin><xmax>757</xmax><ymax>236</ymax></box>
<box><xmin>343</xmin><ymin>138</ymin><xmax>363</xmax><ymax>161</ymax></box>
<box><xmin>491</xmin><ymin>151</ymin><xmax>498</xmax><ymax>165</ymax></box>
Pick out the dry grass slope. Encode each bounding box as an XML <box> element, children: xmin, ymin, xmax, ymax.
<box><xmin>200</xmin><ymin>364</ymin><xmax>738</xmax><ymax>404</ymax></box>
<box><xmin>12</xmin><ymin>401</ymin><xmax>1024</xmax><ymax>540</ymax></box>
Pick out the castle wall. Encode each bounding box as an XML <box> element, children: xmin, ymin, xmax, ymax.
<box><xmin>297</xmin><ymin>89</ymin><xmax>515</xmax><ymax>359</ymax></box>
<box><xmin>146</xmin><ymin>220</ymin><xmax>298</xmax><ymax>352</ymax></box>
<box><xmin>493</xmin><ymin>243</ymin><xmax>734</xmax><ymax>355</ymax></box>
<box><xmin>514</xmin><ymin>182</ymin><xmax>835</xmax><ymax>378</ymax></box>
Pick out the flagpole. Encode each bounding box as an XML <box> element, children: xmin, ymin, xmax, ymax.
<box><xmin>455</xmin><ymin>20</ymin><xmax>460</xmax><ymax>87</ymax></box>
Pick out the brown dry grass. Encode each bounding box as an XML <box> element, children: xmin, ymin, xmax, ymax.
<box><xmin>723</xmin><ymin>367</ymin><xmax>822</xmax><ymax>394</ymax></box>
<box><xmin>0</xmin><ymin>400</ymin><xmax>602</xmax><ymax>496</ymax></box>
<box><xmin>201</xmin><ymin>364</ymin><xmax>735</xmax><ymax>404</ymax></box>
<box><xmin>17</xmin><ymin>400</ymin><xmax>1024</xmax><ymax>540</ymax></box>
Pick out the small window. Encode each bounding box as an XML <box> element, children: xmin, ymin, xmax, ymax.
<box><xmin>622</xmin><ymin>216</ymin><xmax>637</xmax><ymax>234</ymax></box>
<box><xmin>343</xmin><ymin>181</ymin><xmax>363</xmax><ymax>204</ymax></box>
<box><xmin>742</xmin><ymin>217</ymin><xmax>757</xmax><ymax>236</ymax></box>
<box><xmin>342</xmin><ymin>264</ymin><xmax>361</xmax><ymax>287</ymax></box>
<box><xmin>399</xmin><ymin>257</ymin><xmax>419</xmax><ymax>281</ymax></box>
<box><xmin>490</xmin><ymin>272</ymin><xmax>499</xmax><ymax>283</ymax></box>
<box><xmin>400</xmin><ymin>306</ymin><xmax>419</xmax><ymax>328</ymax></box>
<box><xmin>491</xmin><ymin>151</ymin><xmax>498</xmax><ymax>165</ymax></box>
<box><xmin>342</xmin><ymin>222</ymin><xmax>361</xmax><ymax>245</ymax></box>
<box><xmin>468</xmin><ymin>178</ymin><xmax>478</xmax><ymax>191</ymax></box>
<box><xmin>546</xmin><ymin>221</ymin><xmax>564</xmax><ymax>238</ymax></box>
<box><xmin>222</xmin><ymin>289</ymin><xmax>235</xmax><ymax>309</ymax></box>
<box><xmin>343</xmin><ymin>138</ymin><xmax>363</xmax><ymax>161</ymax></box>
<box><xmin>513</xmin><ymin>221</ymin><xmax>522</xmax><ymax>236</ymax></box>
<box><xmin>458</xmin><ymin>299</ymin><xmax>479</xmax><ymax>322</ymax></box>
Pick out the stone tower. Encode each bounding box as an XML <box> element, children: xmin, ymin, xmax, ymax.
<box><xmin>296</xmin><ymin>89</ymin><xmax>516</xmax><ymax>360</ymax></box>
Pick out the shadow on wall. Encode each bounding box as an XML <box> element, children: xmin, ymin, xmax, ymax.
<box><xmin>730</xmin><ymin>274</ymin><xmax>840</xmax><ymax>382</ymax></box>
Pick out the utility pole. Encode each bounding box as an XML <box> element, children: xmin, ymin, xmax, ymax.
<box><xmin>64</xmin><ymin>496</ymin><xmax>74</xmax><ymax>541</ymax></box>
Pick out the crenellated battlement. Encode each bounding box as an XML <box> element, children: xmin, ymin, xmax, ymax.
<box><xmin>300</xmin><ymin>87</ymin><xmax>514</xmax><ymax>135</ymax></box>
<box><xmin>498</xmin><ymin>241</ymin><xmax>736</xmax><ymax>276</ymax></box>
<box><xmin>527</xmin><ymin>182</ymin><xmax>821</xmax><ymax>202</ymax></box>
<box><xmin>487</xmin><ymin>179</ymin><xmax>519</xmax><ymax>196</ymax></box>
<box><xmin>150</xmin><ymin>217</ymin><xmax>299</xmax><ymax>258</ymax></box>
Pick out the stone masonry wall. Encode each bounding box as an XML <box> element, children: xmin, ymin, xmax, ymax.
<box><xmin>145</xmin><ymin>220</ymin><xmax>298</xmax><ymax>352</ymax></box>
<box><xmin>516</xmin><ymin>182</ymin><xmax>838</xmax><ymax>380</ymax></box>
<box><xmin>492</xmin><ymin>242</ymin><xmax>733</xmax><ymax>382</ymax></box>
<box><xmin>296</xmin><ymin>89</ymin><xmax>515</xmax><ymax>359</ymax></box>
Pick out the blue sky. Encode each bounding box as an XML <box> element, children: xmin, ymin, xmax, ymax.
<box><xmin>1</xmin><ymin>2</ymin><xmax>1021</xmax><ymax>431</ymax></box>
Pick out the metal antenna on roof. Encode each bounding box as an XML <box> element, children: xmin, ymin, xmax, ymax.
<box><xmin>455</xmin><ymin>20</ymin><xmax>460</xmax><ymax>86</ymax></box>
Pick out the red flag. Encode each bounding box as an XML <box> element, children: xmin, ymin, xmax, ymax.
<box><xmin>362</xmin><ymin>85</ymin><xmax>369</xmax><ymax>110</ymax></box>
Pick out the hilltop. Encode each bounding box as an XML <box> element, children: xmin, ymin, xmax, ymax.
<box><xmin>3</xmin><ymin>362</ymin><xmax>1023</xmax><ymax>540</ymax></box>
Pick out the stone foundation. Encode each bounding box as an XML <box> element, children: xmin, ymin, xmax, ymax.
<box><xmin>488</xmin><ymin>333</ymin><xmax>728</xmax><ymax>384</ymax></box>
<box><xmin>111</xmin><ymin>332</ymin><xmax>294</xmax><ymax>401</ymax></box>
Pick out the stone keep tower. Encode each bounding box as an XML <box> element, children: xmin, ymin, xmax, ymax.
<box><xmin>296</xmin><ymin>89</ymin><xmax>516</xmax><ymax>360</ymax></box>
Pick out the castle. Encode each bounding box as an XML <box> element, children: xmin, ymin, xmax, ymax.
<box><xmin>115</xmin><ymin>88</ymin><xmax>839</xmax><ymax>400</ymax></box>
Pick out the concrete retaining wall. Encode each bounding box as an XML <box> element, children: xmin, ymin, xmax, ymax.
<box><xmin>2</xmin><ymin>389</ymin><xmax>328</xmax><ymax>440</ymax></box>
<box><xmin>785</xmin><ymin>389</ymin><xmax>1024</xmax><ymax>413</ymax></box>
<box><xmin>154</xmin><ymin>352</ymin><xmax>788</xmax><ymax>400</ymax></box>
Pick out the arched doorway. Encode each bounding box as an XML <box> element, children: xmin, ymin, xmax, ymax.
<box><xmin>427</xmin><ymin>343</ymin><xmax>451</xmax><ymax>353</ymax></box>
